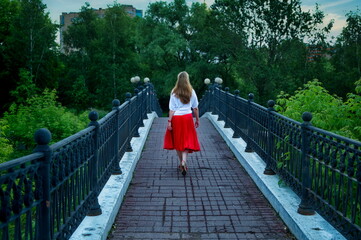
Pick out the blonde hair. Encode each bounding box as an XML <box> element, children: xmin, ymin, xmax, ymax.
<box><xmin>172</xmin><ymin>71</ymin><xmax>193</xmax><ymax>104</ymax></box>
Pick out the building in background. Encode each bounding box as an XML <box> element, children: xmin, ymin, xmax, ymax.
<box><xmin>60</xmin><ymin>5</ymin><xmax>142</xmax><ymax>52</ymax></box>
<box><xmin>306</xmin><ymin>45</ymin><xmax>335</xmax><ymax>62</ymax></box>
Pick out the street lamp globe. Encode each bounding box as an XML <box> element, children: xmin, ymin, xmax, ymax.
<box><xmin>144</xmin><ymin>77</ymin><xmax>150</xmax><ymax>83</ymax></box>
<box><xmin>134</xmin><ymin>76</ymin><xmax>140</xmax><ymax>83</ymax></box>
<box><xmin>204</xmin><ymin>78</ymin><xmax>211</xmax><ymax>85</ymax></box>
<box><xmin>130</xmin><ymin>77</ymin><xmax>135</xmax><ymax>83</ymax></box>
<box><xmin>215</xmin><ymin>77</ymin><xmax>222</xmax><ymax>84</ymax></box>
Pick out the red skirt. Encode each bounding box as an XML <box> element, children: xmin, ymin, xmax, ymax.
<box><xmin>163</xmin><ymin>114</ymin><xmax>200</xmax><ymax>153</ymax></box>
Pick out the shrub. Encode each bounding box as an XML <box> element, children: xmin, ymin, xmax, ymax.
<box><xmin>4</xmin><ymin>89</ymin><xmax>88</xmax><ymax>156</ymax></box>
<box><xmin>276</xmin><ymin>79</ymin><xmax>360</xmax><ymax>141</ymax></box>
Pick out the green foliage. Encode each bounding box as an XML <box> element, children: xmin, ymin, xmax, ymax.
<box><xmin>3</xmin><ymin>89</ymin><xmax>88</xmax><ymax>159</ymax></box>
<box><xmin>329</xmin><ymin>10</ymin><xmax>361</xmax><ymax>98</ymax></box>
<box><xmin>0</xmin><ymin>119</ymin><xmax>13</xmax><ymax>164</ymax></box>
<box><xmin>61</xmin><ymin>2</ymin><xmax>136</xmax><ymax>109</ymax></box>
<box><xmin>10</xmin><ymin>68</ymin><xmax>38</xmax><ymax>104</ymax></box>
<box><xmin>0</xmin><ymin>0</ymin><xmax>60</xmax><ymax>113</ymax></box>
<box><xmin>344</xmin><ymin>79</ymin><xmax>361</xmax><ymax>140</ymax></box>
<box><xmin>276</xmin><ymin>79</ymin><xmax>360</xmax><ymax>141</ymax></box>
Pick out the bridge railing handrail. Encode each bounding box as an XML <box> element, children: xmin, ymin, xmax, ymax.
<box><xmin>0</xmin><ymin>84</ymin><xmax>162</xmax><ymax>240</ymax></box>
<box><xmin>199</xmin><ymin>85</ymin><xmax>361</xmax><ymax>239</ymax></box>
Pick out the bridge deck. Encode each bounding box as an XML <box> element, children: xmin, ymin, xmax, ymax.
<box><xmin>108</xmin><ymin>118</ymin><xmax>294</xmax><ymax>239</ymax></box>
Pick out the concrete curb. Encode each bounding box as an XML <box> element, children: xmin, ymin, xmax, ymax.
<box><xmin>204</xmin><ymin>112</ymin><xmax>346</xmax><ymax>240</ymax></box>
<box><xmin>70</xmin><ymin>112</ymin><xmax>157</xmax><ymax>240</ymax></box>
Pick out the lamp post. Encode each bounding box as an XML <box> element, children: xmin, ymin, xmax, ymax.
<box><xmin>214</xmin><ymin>77</ymin><xmax>222</xmax><ymax>117</ymax></box>
<box><xmin>204</xmin><ymin>78</ymin><xmax>211</xmax><ymax>113</ymax></box>
<box><xmin>143</xmin><ymin>77</ymin><xmax>152</xmax><ymax>114</ymax></box>
<box><xmin>130</xmin><ymin>75</ymin><xmax>141</xmax><ymax>91</ymax></box>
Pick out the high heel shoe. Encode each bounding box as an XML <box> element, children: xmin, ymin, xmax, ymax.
<box><xmin>181</xmin><ymin>161</ymin><xmax>187</xmax><ymax>176</ymax></box>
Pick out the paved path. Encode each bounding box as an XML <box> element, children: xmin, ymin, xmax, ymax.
<box><xmin>108</xmin><ymin>118</ymin><xmax>294</xmax><ymax>239</ymax></box>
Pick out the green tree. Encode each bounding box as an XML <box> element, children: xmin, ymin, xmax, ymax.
<box><xmin>330</xmin><ymin>10</ymin><xmax>361</xmax><ymax>98</ymax></box>
<box><xmin>61</xmin><ymin>2</ymin><xmax>136</xmax><ymax>109</ymax></box>
<box><xmin>1</xmin><ymin>0</ymin><xmax>60</xmax><ymax>113</ymax></box>
<box><xmin>0</xmin><ymin>0</ymin><xmax>20</xmax><ymax>112</ymax></box>
<box><xmin>276</xmin><ymin>79</ymin><xmax>360</xmax><ymax>140</ymax></box>
<box><xmin>6</xmin><ymin>0</ymin><xmax>59</xmax><ymax>85</ymax></box>
<box><xmin>210</xmin><ymin>0</ymin><xmax>333</xmax><ymax>103</ymax></box>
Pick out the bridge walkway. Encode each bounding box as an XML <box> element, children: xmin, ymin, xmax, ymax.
<box><xmin>107</xmin><ymin>117</ymin><xmax>294</xmax><ymax>239</ymax></box>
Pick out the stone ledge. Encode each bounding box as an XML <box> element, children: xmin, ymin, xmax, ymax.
<box><xmin>70</xmin><ymin>112</ymin><xmax>157</xmax><ymax>240</ymax></box>
<box><xmin>203</xmin><ymin>112</ymin><xmax>346</xmax><ymax>240</ymax></box>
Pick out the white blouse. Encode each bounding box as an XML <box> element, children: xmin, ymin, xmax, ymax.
<box><xmin>169</xmin><ymin>89</ymin><xmax>199</xmax><ymax>116</ymax></box>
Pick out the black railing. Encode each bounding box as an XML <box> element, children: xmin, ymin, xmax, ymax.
<box><xmin>0</xmin><ymin>84</ymin><xmax>162</xmax><ymax>240</ymax></box>
<box><xmin>199</xmin><ymin>85</ymin><xmax>361</xmax><ymax>240</ymax></box>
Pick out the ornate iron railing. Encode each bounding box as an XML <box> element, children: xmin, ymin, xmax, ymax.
<box><xmin>199</xmin><ymin>85</ymin><xmax>361</xmax><ymax>240</ymax></box>
<box><xmin>0</xmin><ymin>84</ymin><xmax>162</xmax><ymax>240</ymax></box>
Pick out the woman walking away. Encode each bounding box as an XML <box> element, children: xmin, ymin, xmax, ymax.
<box><xmin>163</xmin><ymin>71</ymin><xmax>200</xmax><ymax>176</ymax></box>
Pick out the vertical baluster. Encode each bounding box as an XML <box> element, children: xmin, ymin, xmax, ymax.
<box><xmin>211</xmin><ymin>84</ymin><xmax>216</xmax><ymax>115</ymax></box>
<box><xmin>217</xmin><ymin>87</ymin><xmax>222</xmax><ymax>121</ymax></box>
<box><xmin>87</xmin><ymin>111</ymin><xmax>102</xmax><ymax>216</ymax></box>
<box><xmin>145</xmin><ymin>84</ymin><xmax>150</xmax><ymax>114</ymax></box>
<box><xmin>353</xmin><ymin>148</ymin><xmax>361</xmax><ymax>227</ymax></box>
<box><xmin>140</xmin><ymin>86</ymin><xmax>148</xmax><ymax>121</ymax></box>
<box><xmin>347</xmin><ymin>148</ymin><xmax>356</xmax><ymax>223</ymax></box>
<box><xmin>323</xmin><ymin>143</ymin><xmax>331</xmax><ymax>200</ymax></box>
<box><xmin>297</xmin><ymin>112</ymin><xmax>315</xmax><ymax>215</ymax></box>
<box><xmin>132</xmin><ymin>89</ymin><xmax>140</xmax><ymax>138</ymax></box>
<box><xmin>112</xmin><ymin>99</ymin><xmax>122</xmax><ymax>175</ymax></box>
<box><xmin>330</xmin><ymin>145</ymin><xmax>338</xmax><ymax>214</ymax></box>
<box><xmin>338</xmin><ymin>146</ymin><xmax>347</xmax><ymax>216</ymax></box>
<box><xmin>245</xmin><ymin>93</ymin><xmax>254</xmax><ymax>153</ymax></box>
<box><xmin>138</xmin><ymin>86</ymin><xmax>146</xmax><ymax>125</ymax></box>
<box><xmin>125</xmin><ymin>92</ymin><xmax>133</xmax><ymax>152</ymax></box>
<box><xmin>264</xmin><ymin>100</ymin><xmax>276</xmax><ymax>175</ymax></box>
<box><xmin>34</xmin><ymin>128</ymin><xmax>52</xmax><ymax>240</ymax></box>
<box><xmin>208</xmin><ymin>86</ymin><xmax>212</xmax><ymax>113</ymax></box>
<box><xmin>232</xmin><ymin>90</ymin><xmax>241</xmax><ymax>138</ymax></box>
<box><xmin>224</xmin><ymin>87</ymin><xmax>230</xmax><ymax>128</ymax></box>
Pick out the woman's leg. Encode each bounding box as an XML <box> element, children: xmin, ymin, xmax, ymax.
<box><xmin>180</xmin><ymin>150</ymin><xmax>189</xmax><ymax>175</ymax></box>
<box><xmin>176</xmin><ymin>150</ymin><xmax>182</xmax><ymax>165</ymax></box>
<box><xmin>181</xmin><ymin>150</ymin><xmax>188</xmax><ymax>165</ymax></box>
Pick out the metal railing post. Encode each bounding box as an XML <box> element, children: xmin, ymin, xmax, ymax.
<box><xmin>34</xmin><ymin>128</ymin><xmax>52</xmax><ymax>240</ymax></box>
<box><xmin>217</xmin><ymin>86</ymin><xmax>223</xmax><ymax>121</ymax></box>
<box><xmin>264</xmin><ymin>100</ymin><xmax>276</xmax><ymax>175</ymax></box>
<box><xmin>211</xmin><ymin>84</ymin><xmax>216</xmax><ymax>114</ymax></box>
<box><xmin>245</xmin><ymin>93</ymin><xmax>254</xmax><ymax>152</ymax></box>
<box><xmin>224</xmin><ymin>87</ymin><xmax>230</xmax><ymax>128</ymax></box>
<box><xmin>297</xmin><ymin>112</ymin><xmax>315</xmax><ymax>215</ymax></box>
<box><xmin>232</xmin><ymin>90</ymin><xmax>241</xmax><ymax>138</ymax></box>
<box><xmin>146</xmin><ymin>84</ymin><xmax>152</xmax><ymax>114</ymax></box>
<box><xmin>112</xmin><ymin>99</ymin><xmax>122</xmax><ymax>175</ymax></box>
<box><xmin>139</xmin><ymin>86</ymin><xmax>146</xmax><ymax>125</ymax></box>
<box><xmin>133</xmin><ymin>89</ymin><xmax>140</xmax><ymax>137</ymax></box>
<box><xmin>87</xmin><ymin>111</ymin><xmax>102</xmax><ymax>216</ymax></box>
<box><xmin>206</xmin><ymin>86</ymin><xmax>211</xmax><ymax>113</ymax></box>
<box><xmin>125</xmin><ymin>92</ymin><xmax>133</xmax><ymax>152</ymax></box>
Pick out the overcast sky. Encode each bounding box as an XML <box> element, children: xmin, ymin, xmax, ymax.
<box><xmin>43</xmin><ymin>0</ymin><xmax>360</xmax><ymax>40</ymax></box>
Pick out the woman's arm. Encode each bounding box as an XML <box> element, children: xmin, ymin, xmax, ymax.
<box><xmin>167</xmin><ymin>110</ymin><xmax>175</xmax><ymax>131</ymax></box>
<box><xmin>193</xmin><ymin>108</ymin><xmax>200</xmax><ymax>128</ymax></box>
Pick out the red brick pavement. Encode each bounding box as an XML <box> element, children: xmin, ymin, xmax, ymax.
<box><xmin>108</xmin><ymin>118</ymin><xmax>294</xmax><ymax>239</ymax></box>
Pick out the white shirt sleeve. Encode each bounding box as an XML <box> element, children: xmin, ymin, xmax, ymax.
<box><xmin>191</xmin><ymin>89</ymin><xmax>199</xmax><ymax>108</ymax></box>
<box><xmin>169</xmin><ymin>93</ymin><xmax>177</xmax><ymax>111</ymax></box>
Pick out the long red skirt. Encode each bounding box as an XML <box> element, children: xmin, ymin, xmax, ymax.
<box><xmin>163</xmin><ymin>114</ymin><xmax>200</xmax><ymax>153</ymax></box>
